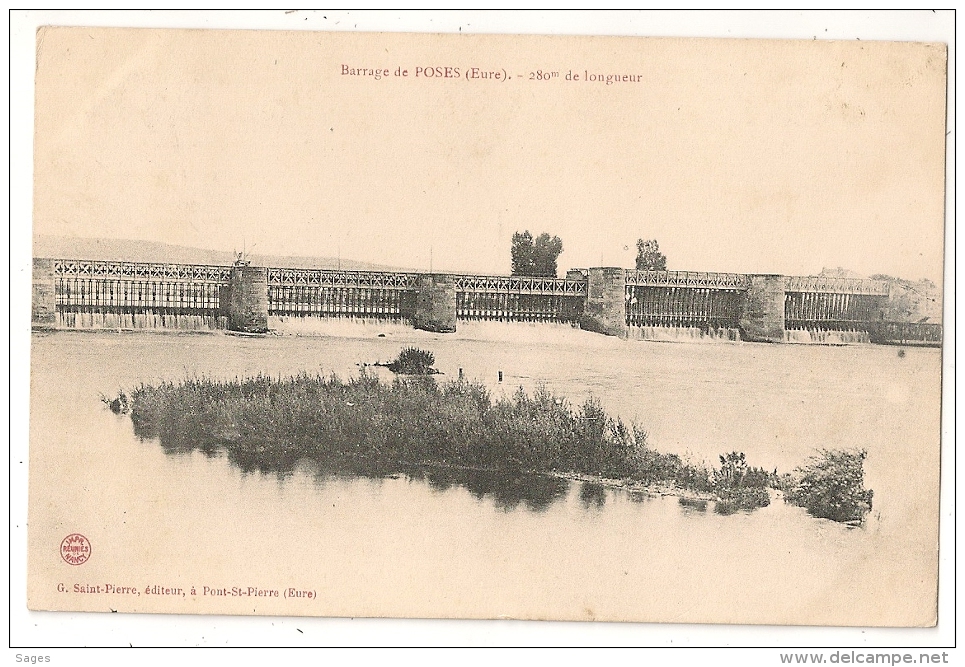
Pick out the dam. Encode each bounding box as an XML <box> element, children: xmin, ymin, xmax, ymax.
<box><xmin>31</xmin><ymin>258</ymin><xmax>941</xmax><ymax>346</ymax></box>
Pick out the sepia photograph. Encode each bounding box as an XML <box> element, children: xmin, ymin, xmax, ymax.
<box><xmin>11</xmin><ymin>9</ymin><xmax>954</xmax><ymax>654</ymax></box>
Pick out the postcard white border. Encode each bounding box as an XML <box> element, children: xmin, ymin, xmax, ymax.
<box><xmin>7</xmin><ymin>9</ymin><xmax>957</xmax><ymax>657</ymax></box>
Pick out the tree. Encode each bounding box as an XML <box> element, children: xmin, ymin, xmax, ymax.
<box><xmin>635</xmin><ymin>239</ymin><xmax>667</xmax><ymax>271</ymax></box>
<box><xmin>512</xmin><ymin>230</ymin><xmax>563</xmax><ymax>277</ymax></box>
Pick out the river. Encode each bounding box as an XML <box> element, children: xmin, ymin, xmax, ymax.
<box><xmin>27</xmin><ymin>323</ymin><xmax>941</xmax><ymax>625</ymax></box>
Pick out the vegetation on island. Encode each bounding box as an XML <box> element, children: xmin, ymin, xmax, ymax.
<box><xmin>782</xmin><ymin>449</ymin><xmax>874</xmax><ymax>524</ymax></box>
<box><xmin>104</xmin><ymin>349</ymin><xmax>873</xmax><ymax>524</ymax></box>
<box><xmin>710</xmin><ymin>452</ymin><xmax>773</xmax><ymax>515</ymax></box>
<box><xmin>114</xmin><ymin>372</ymin><xmax>670</xmax><ymax>480</ymax></box>
<box><xmin>378</xmin><ymin>347</ymin><xmax>439</xmax><ymax>375</ymax></box>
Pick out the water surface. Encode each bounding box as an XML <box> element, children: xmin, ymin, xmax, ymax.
<box><xmin>28</xmin><ymin>325</ymin><xmax>941</xmax><ymax>625</ymax></box>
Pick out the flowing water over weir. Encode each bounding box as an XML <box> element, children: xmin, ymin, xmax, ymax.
<box><xmin>628</xmin><ymin>325</ymin><xmax>742</xmax><ymax>342</ymax></box>
<box><xmin>57</xmin><ymin>309</ymin><xmax>227</xmax><ymax>331</ymax></box>
<box><xmin>42</xmin><ymin>260</ymin><xmax>229</xmax><ymax>332</ymax></box>
<box><xmin>33</xmin><ymin>259</ymin><xmax>940</xmax><ymax>346</ymax></box>
<box><xmin>784</xmin><ymin>328</ymin><xmax>871</xmax><ymax>345</ymax></box>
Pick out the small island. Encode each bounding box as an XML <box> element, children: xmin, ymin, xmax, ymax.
<box><xmin>374</xmin><ymin>347</ymin><xmax>441</xmax><ymax>375</ymax></box>
<box><xmin>106</xmin><ymin>348</ymin><xmax>873</xmax><ymax>524</ymax></box>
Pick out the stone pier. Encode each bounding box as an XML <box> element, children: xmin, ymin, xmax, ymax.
<box><xmin>414</xmin><ymin>274</ymin><xmax>457</xmax><ymax>333</ymax></box>
<box><xmin>580</xmin><ymin>267</ymin><xmax>628</xmax><ymax>337</ymax></box>
<box><xmin>31</xmin><ymin>258</ymin><xmax>57</xmax><ymax>329</ymax></box>
<box><xmin>739</xmin><ymin>274</ymin><xmax>786</xmax><ymax>343</ymax></box>
<box><xmin>227</xmin><ymin>265</ymin><xmax>269</xmax><ymax>333</ymax></box>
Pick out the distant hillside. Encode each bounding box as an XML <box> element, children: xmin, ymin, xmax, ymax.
<box><xmin>33</xmin><ymin>235</ymin><xmax>414</xmax><ymax>273</ymax></box>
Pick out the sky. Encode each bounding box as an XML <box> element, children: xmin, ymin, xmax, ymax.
<box><xmin>27</xmin><ymin>12</ymin><xmax>950</xmax><ymax>284</ymax></box>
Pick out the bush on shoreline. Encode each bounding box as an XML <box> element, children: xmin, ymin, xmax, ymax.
<box><xmin>784</xmin><ymin>449</ymin><xmax>873</xmax><ymax>524</ymax></box>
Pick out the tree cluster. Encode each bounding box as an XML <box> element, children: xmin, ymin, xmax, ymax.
<box><xmin>635</xmin><ymin>238</ymin><xmax>667</xmax><ymax>271</ymax></box>
<box><xmin>511</xmin><ymin>231</ymin><xmax>564</xmax><ymax>278</ymax></box>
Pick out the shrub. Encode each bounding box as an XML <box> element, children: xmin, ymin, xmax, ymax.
<box><xmin>386</xmin><ymin>347</ymin><xmax>437</xmax><ymax>375</ymax></box>
<box><xmin>711</xmin><ymin>451</ymin><xmax>770</xmax><ymax>510</ymax></box>
<box><xmin>784</xmin><ymin>449</ymin><xmax>873</xmax><ymax>524</ymax></box>
<box><xmin>715</xmin><ymin>486</ymin><xmax>770</xmax><ymax>512</ymax></box>
<box><xmin>101</xmin><ymin>390</ymin><xmax>129</xmax><ymax>414</ymax></box>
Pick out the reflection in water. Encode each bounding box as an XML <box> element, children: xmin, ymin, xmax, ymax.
<box><xmin>155</xmin><ymin>437</ymin><xmax>572</xmax><ymax>513</ymax></box>
<box><xmin>149</xmin><ymin>428</ymin><xmax>747</xmax><ymax>518</ymax></box>
<box><xmin>678</xmin><ymin>496</ymin><xmax>708</xmax><ymax>513</ymax></box>
<box><xmin>713</xmin><ymin>500</ymin><xmax>740</xmax><ymax>516</ymax></box>
<box><xmin>156</xmin><ymin>437</ymin><xmax>320</xmax><ymax>477</ymax></box>
<box><xmin>579</xmin><ymin>481</ymin><xmax>607</xmax><ymax>509</ymax></box>
<box><xmin>405</xmin><ymin>466</ymin><xmax>568</xmax><ymax>513</ymax></box>
<box><xmin>626</xmin><ymin>489</ymin><xmax>651</xmax><ymax>503</ymax></box>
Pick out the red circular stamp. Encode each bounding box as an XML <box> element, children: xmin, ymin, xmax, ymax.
<box><xmin>60</xmin><ymin>533</ymin><xmax>91</xmax><ymax>566</ymax></box>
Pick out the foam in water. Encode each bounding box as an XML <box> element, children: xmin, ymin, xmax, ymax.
<box><xmin>783</xmin><ymin>328</ymin><xmax>870</xmax><ymax>345</ymax></box>
<box><xmin>454</xmin><ymin>320</ymin><xmax>609</xmax><ymax>346</ymax></box>
<box><xmin>269</xmin><ymin>315</ymin><xmax>612</xmax><ymax>347</ymax></box>
<box><xmin>628</xmin><ymin>326</ymin><xmax>742</xmax><ymax>343</ymax></box>
<box><xmin>269</xmin><ymin>315</ymin><xmax>413</xmax><ymax>338</ymax></box>
<box><xmin>53</xmin><ymin>310</ymin><xmax>872</xmax><ymax>347</ymax></box>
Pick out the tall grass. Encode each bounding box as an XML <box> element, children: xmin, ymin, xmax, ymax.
<box><xmin>113</xmin><ymin>372</ymin><xmax>867</xmax><ymax>522</ymax></box>
<box><xmin>119</xmin><ymin>372</ymin><xmax>718</xmax><ymax>485</ymax></box>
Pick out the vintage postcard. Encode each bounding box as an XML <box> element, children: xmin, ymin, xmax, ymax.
<box><xmin>24</xmin><ymin>18</ymin><xmax>947</xmax><ymax>633</ymax></box>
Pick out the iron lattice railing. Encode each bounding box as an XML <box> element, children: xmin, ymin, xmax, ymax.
<box><xmin>625</xmin><ymin>270</ymin><xmax>750</xmax><ymax>290</ymax></box>
<box><xmin>47</xmin><ymin>259</ymin><xmax>899</xmax><ymax>324</ymax></box>
<box><xmin>52</xmin><ymin>259</ymin><xmax>232</xmax><ymax>284</ymax></box>
<box><xmin>266</xmin><ymin>267</ymin><xmax>420</xmax><ymax>290</ymax></box>
<box><xmin>452</xmin><ymin>274</ymin><xmax>586</xmax><ymax>296</ymax></box>
<box><xmin>784</xmin><ymin>276</ymin><xmax>889</xmax><ymax>295</ymax></box>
